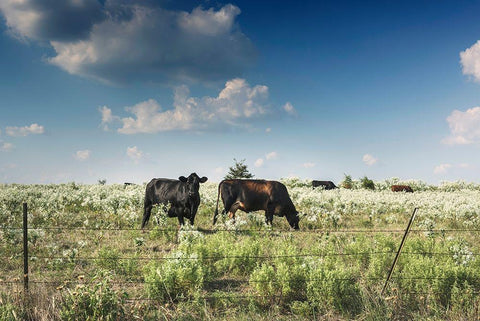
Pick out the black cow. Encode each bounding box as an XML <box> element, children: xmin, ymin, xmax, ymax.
<box><xmin>312</xmin><ymin>180</ymin><xmax>337</xmax><ymax>190</ymax></box>
<box><xmin>213</xmin><ymin>179</ymin><xmax>299</xmax><ymax>229</ymax></box>
<box><xmin>142</xmin><ymin>173</ymin><xmax>208</xmax><ymax>228</ymax></box>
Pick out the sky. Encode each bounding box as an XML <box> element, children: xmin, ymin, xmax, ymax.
<box><xmin>0</xmin><ymin>0</ymin><xmax>480</xmax><ymax>184</ymax></box>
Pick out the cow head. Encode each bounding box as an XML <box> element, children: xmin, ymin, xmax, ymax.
<box><xmin>286</xmin><ymin>211</ymin><xmax>300</xmax><ymax>230</ymax></box>
<box><xmin>179</xmin><ymin>173</ymin><xmax>208</xmax><ymax>197</ymax></box>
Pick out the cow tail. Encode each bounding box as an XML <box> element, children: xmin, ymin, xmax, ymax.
<box><xmin>213</xmin><ymin>181</ymin><xmax>222</xmax><ymax>225</ymax></box>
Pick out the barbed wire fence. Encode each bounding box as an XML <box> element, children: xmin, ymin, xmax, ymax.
<box><xmin>1</xmin><ymin>204</ymin><xmax>480</xmax><ymax>303</ymax></box>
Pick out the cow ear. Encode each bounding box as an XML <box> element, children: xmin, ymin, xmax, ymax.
<box><xmin>200</xmin><ymin>176</ymin><xmax>208</xmax><ymax>183</ymax></box>
<box><xmin>179</xmin><ymin>176</ymin><xmax>187</xmax><ymax>182</ymax></box>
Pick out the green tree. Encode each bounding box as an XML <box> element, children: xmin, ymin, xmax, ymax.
<box><xmin>360</xmin><ymin>176</ymin><xmax>375</xmax><ymax>190</ymax></box>
<box><xmin>341</xmin><ymin>174</ymin><xmax>353</xmax><ymax>189</ymax></box>
<box><xmin>224</xmin><ymin>159</ymin><xmax>254</xmax><ymax>179</ymax></box>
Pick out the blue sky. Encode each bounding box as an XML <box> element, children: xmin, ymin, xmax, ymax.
<box><xmin>1</xmin><ymin>0</ymin><xmax>480</xmax><ymax>184</ymax></box>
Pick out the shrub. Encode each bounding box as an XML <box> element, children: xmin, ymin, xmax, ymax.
<box><xmin>360</xmin><ymin>176</ymin><xmax>375</xmax><ymax>190</ymax></box>
<box><xmin>60</xmin><ymin>272</ymin><xmax>127</xmax><ymax>321</ymax></box>
<box><xmin>144</xmin><ymin>251</ymin><xmax>206</xmax><ymax>301</ymax></box>
<box><xmin>341</xmin><ymin>174</ymin><xmax>353</xmax><ymax>189</ymax></box>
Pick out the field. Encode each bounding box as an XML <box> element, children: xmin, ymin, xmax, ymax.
<box><xmin>1</xmin><ymin>178</ymin><xmax>480</xmax><ymax>320</ymax></box>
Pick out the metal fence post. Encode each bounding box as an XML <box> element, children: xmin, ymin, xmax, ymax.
<box><xmin>23</xmin><ymin>202</ymin><xmax>29</xmax><ymax>292</ymax></box>
<box><xmin>382</xmin><ymin>207</ymin><xmax>418</xmax><ymax>295</ymax></box>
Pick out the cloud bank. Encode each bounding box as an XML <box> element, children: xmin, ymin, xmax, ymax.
<box><xmin>0</xmin><ymin>1</ymin><xmax>255</xmax><ymax>84</ymax></box>
<box><xmin>101</xmin><ymin>78</ymin><xmax>293</xmax><ymax>133</ymax></box>
<box><xmin>6</xmin><ymin>123</ymin><xmax>44</xmax><ymax>137</ymax></box>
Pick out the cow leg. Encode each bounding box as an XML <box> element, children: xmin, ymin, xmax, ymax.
<box><xmin>228</xmin><ymin>201</ymin><xmax>243</xmax><ymax>222</ymax></box>
<box><xmin>167</xmin><ymin>205</ymin><xmax>177</xmax><ymax>217</ymax></box>
<box><xmin>142</xmin><ymin>201</ymin><xmax>153</xmax><ymax>230</ymax></box>
<box><xmin>176</xmin><ymin>206</ymin><xmax>185</xmax><ymax>226</ymax></box>
<box><xmin>223</xmin><ymin>198</ymin><xmax>235</xmax><ymax>217</ymax></box>
<box><xmin>189</xmin><ymin>202</ymin><xmax>199</xmax><ymax>226</ymax></box>
<box><xmin>265</xmin><ymin>203</ymin><xmax>275</xmax><ymax>226</ymax></box>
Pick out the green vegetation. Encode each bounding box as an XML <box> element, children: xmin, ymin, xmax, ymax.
<box><xmin>1</xmin><ymin>179</ymin><xmax>480</xmax><ymax>320</ymax></box>
<box><xmin>224</xmin><ymin>158</ymin><xmax>254</xmax><ymax>179</ymax></box>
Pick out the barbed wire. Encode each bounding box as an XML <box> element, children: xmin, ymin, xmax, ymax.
<box><xmin>2</xmin><ymin>226</ymin><xmax>480</xmax><ymax>233</ymax></box>
<box><xmin>2</xmin><ymin>250</ymin><xmax>478</xmax><ymax>262</ymax></box>
<box><xmin>1</xmin><ymin>275</ymin><xmax>478</xmax><ymax>286</ymax></box>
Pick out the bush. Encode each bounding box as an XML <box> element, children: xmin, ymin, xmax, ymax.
<box><xmin>307</xmin><ymin>264</ymin><xmax>363</xmax><ymax>317</ymax></box>
<box><xmin>144</xmin><ymin>251</ymin><xmax>206</xmax><ymax>301</ymax></box>
<box><xmin>341</xmin><ymin>174</ymin><xmax>353</xmax><ymax>189</ymax></box>
<box><xmin>60</xmin><ymin>272</ymin><xmax>127</xmax><ymax>321</ymax></box>
<box><xmin>361</xmin><ymin>176</ymin><xmax>375</xmax><ymax>190</ymax></box>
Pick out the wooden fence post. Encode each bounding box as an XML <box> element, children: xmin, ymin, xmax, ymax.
<box><xmin>23</xmin><ymin>202</ymin><xmax>28</xmax><ymax>292</ymax></box>
<box><xmin>382</xmin><ymin>207</ymin><xmax>418</xmax><ymax>295</ymax></box>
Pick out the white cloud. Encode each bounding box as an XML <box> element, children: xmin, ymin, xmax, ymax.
<box><xmin>265</xmin><ymin>127</ymin><xmax>271</xmax><ymax>133</ymax></box>
<box><xmin>99</xmin><ymin>105</ymin><xmax>119</xmax><ymax>131</ymax></box>
<box><xmin>303</xmin><ymin>162</ymin><xmax>316</xmax><ymax>168</ymax></box>
<box><xmin>0</xmin><ymin>2</ymin><xmax>255</xmax><ymax>84</ymax></box>
<box><xmin>362</xmin><ymin>154</ymin><xmax>378</xmax><ymax>166</ymax></box>
<box><xmin>442</xmin><ymin>107</ymin><xmax>480</xmax><ymax>145</ymax></box>
<box><xmin>105</xmin><ymin>79</ymin><xmax>273</xmax><ymax>134</ymax></box>
<box><xmin>254</xmin><ymin>158</ymin><xmax>264</xmax><ymax>167</ymax></box>
<box><xmin>283</xmin><ymin>102</ymin><xmax>297</xmax><ymax>116</ymax></box>
<box><xmin>126</xmin><ymin>146</ymin><xmax>143</xmax><ymax>163</ymax></box>
<box><xmin>434</xmin><ymin>163</ymin><xmax>452</xmax><ymax>175</ymax></box>
<box><xmin>265</xmin><ymin>151</ymin><xmax>278</xmax><ymax>160</ymax></box>
<box><xmin>460</xmin><ymin>41</ymin><xmax>480</xmax><ymax>82</ymax></box>
<box><xmin>214</xmin><ymin>167</ymin><xmax>224</xmax><ymax>174</ymax></box>
<box><xmin>0</xmin><ymin>142</ymin><xmax>13</xmax><ymax>152</ymax></box>
<box><xmin>74</xmin><ymin>150</ymin><xmax>91</xmax><ymax>161</ymax></box>
<box><xmin>6</xmin><ymin>123</ymin><xmax>44</xmax><ymax>137</ymax></box>
<box><xmin>434</xmin><ymin>163</ymin><xmax>472</xmax><ymax>175</ymax></box>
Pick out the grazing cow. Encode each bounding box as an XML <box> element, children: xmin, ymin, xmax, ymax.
<box><xmin>312</xmin><ymin>180</ymin><xmax>337</xmax><ymax>190</ymax></box>
<box><xmin>391</xmin><ymin>185</ymin><xmax>413</xmax><ymax>193</ymax></box>
<box><xmin>213</xmin><ymin>179</ymin><xmax>299</xmax><ymax>229</ymax></box>
<box><xmin>142</xmin><ymin>173</ymin><xmax>208</xmax><ymax>228</ymax></box>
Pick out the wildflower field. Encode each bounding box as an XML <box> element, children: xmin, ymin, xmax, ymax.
<box><xmin>1</xmin><ymin>178</ymin><xmax>480</xmax><ymax>320</ymax></box>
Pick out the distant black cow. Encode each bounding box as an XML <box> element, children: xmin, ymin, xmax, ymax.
<box><xmin>391</xmin><ymin>185</ymin><xmax>413</xmax><ymax>193</ymax></box>
<box><xmin>142</xmin><ymin>173</ymin><xmax>208</xmax><ymax>228</ymax></box>
<box><xmin>312</xmin><ymin>180</ymin><xmax>337</xmax><ymax>190</ymax></box>
<box><xmin>213</xmin><ymin>179</ymin><xmax>299</xmax><ymax>229</ymax></box>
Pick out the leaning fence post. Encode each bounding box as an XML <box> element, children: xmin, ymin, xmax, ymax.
<box><xmin>23</xmin><ymin>202</ymin><xmax>29</xmax><ymax>292</ymax></box>
<box><xmin>382</xmin><ymin>207</ymin><xmax>418</xmax><ymax>295</ymax></box>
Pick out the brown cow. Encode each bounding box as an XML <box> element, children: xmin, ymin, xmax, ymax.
<box><xmin>391</xmin><ymin>185</ymin><xmax>413</xmax><ymax>193</ymax></box>
<box><xmin>213</xmin><ymin>179</ymin><xmax>299</xmax><ymax>229</ymax></box>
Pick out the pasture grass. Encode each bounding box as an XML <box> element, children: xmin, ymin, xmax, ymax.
<box><xmin>1</xmin><ymin>181</ymin><xmax>480</xmax><ymax>320</ymax></box>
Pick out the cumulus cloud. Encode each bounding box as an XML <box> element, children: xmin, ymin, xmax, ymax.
<box><xmin>460</xmin><ymin>41</ymin><xmax>480</xmax><ymax>82</ymax></box>
<box><xmin>303</xmin><ymin>162</ymin><xmax>316</xmax><ymax>168</ymax></box>
<box><xmin>6</xmin><ymin>123</ymin><xmax>44</xmax><ymax>137</ymax></box>
<box><xmin>102</xmin><ymin>78</ymin><xmax>285</xmax><ymax>133</ymax></box>
<box><xmin>434</xmin><ymin>163</ymin><xmax>452</xmax><ymax>175</ymax></box>
<box><xmin>254</xmin><ymin>158</ymin><xmax>264</xmax><ymax>168</ymax></box>
<box><xmin>126</xmin><ymin>146</ymin><xmax>143</xmax><ymax>163</ymax></box>
<box><xmin>0</xmin><ymin>0</ymin><xmax>104</xmax><ymax>42</ymax></box>
<box><xmin>434</xmin><ymin>163</ymin><xmax>471</xmax><ymax>175</ymax></box>
<box><xmin>283</xmin><ymin>102</ymin><xmax>297</xmax><ymax>116</ymax></box>
<box><xmin>0</xmin><ymin>142</ymin><xmax>13</xmax><ymax>152</ymax></box>
<box><xmin>265</xmin><ymin>151</ymin><xmax>278</xmax><ymax>160</ymax></box>
<box><xmin>0</xmin><ymin>1</ymin><xmax>256</xmax><ymax>84</ymax></box>
<box><xmin>74</xmin><ymin>149</ymin><xmax>91</xmax><ymax>161</ymax></box>
<box><xmin>442</xmin><ymin>107</ymin><xmax>480</xmax><ymax>145</ymax></box>
<box><xmin>99</xmin><ymin>105</ymin><xmax>119</xmax><ymax>131</ymax></box>
<box><xmin>362</xmin><ymin>154</ymin><xmax>378</xmax><ymax>166</ymax></box>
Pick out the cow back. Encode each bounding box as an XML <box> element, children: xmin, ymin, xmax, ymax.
<box><xmin>391</xmin><ymin>185</ymin><xmax>413</xmax><ymax>193</ymax></box>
